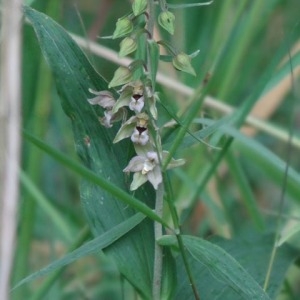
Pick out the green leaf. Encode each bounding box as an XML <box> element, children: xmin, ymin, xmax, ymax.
<box><xmin>168</xmin><ymin>1</ymin><xmax>214</xmax><ymax>9</ymax></box>
<box><xmin>226</xmin><ymin>151</ymin><xmax>265</xmax><ymax>231</ymax></box>
<box><xmin>232</xmin><ymin>130</ymin><xmax>300</xmax><ymax>201</ymax></box>
<box><xmin>13</xmin><ymin>213</ymin><xmax>145</xmax><ymax>290</ymax></box>
<box><xmin>23</xmin><ymin>131</ymin><xmax>167</xmax><ymax>227</ymax></box>
<box><xmin>160</xmin><ymin>235</ymin><xmax>271</xmax><ymax>299</ymax></box>
<box><xmin>160</xmin><ymin>232</ymin><xmax>298</xmax><ymax>299</ymax></box>
<box><xmin>23</xmin><ymin>6</ymin><xmax>159</xmax><ymax>298</ymax></box>
<box><xmin>277</xmin><ymin>221</ymin><xmax>300</xmax><ymax>247</ymax></box>
<box><xmin>179</xmin><ymin>119</ymin><xmax>300</xmax><ymax>201</ymax></box>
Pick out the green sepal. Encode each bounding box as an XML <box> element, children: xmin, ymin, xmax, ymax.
<box><xmin>119</xmin><ymin>37</ymin><xmax>137</xmax><ymax>57</ymax></box>
<box><xmin>113</xmin><ymin>17</ymin><xmax>133</xmax><ymax>39</ymax></box>
<box><xmin>108</xmin><ymin>66</ymin><xmax>133</xmax><ymax>88</ymax></box>
<box><xmin>132</xmin><ymin>0</ymin><xmax>147</xmax><ymax>16</ymax></box>
<box><xmin>172</xmin><ymin>52</ymin><xmax>196</xmax><ymax>76</ymax></box>
<box><xmin>158</xmin><ymin>11</ymin><xmax>175</xmax><ymax>35</ymax></box>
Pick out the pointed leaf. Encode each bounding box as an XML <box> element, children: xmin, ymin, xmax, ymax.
<box><xmin>159</xmin><ymin>235</ymin><xmax>271</xmax><ymax>300</ymax></box>
<box><xmin>23</xmin><ymin>6</ymin><xmax>157</xmax><ymax>298</ymax></box>
<box><xmin>13</xmin><ymin>213</ymin><xmax>145</xmax><ymax>290</ymax></box>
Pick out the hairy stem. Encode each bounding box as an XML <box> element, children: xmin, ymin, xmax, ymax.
<box><xmin>152</xmin><ymin>183</ymin><xmax>164</xmax><ymax>300</ymax></box>
<box><xmin>146</xmin><ymin>1</ymin><xmax>164</xmax><ymax>299</ymax></box>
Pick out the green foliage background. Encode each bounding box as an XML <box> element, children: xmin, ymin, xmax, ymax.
<box><xmin>13</xmin><ymin>0</ymin><xmax>300</xmax><ymax>299</ymax></box>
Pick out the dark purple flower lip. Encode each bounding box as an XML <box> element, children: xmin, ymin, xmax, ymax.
<box><xmin>136</xmin><ymin>126</ymin><xmax>147</xmax><ymax>134</ymax></box>
<box><xmin>132</xmin><ymin>94</ymin><xmax>142</xmax><ymax>100</ymax></box>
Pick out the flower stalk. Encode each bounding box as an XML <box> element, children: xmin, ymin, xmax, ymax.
<box><xmin>152</xmin><ymin>183</ymin><xmax>164</xmax><ymax>300</ymax></box>
<box><xmin>87</xmin><ymin>0</ymin><xmax>200</xmax><ymax>298</ymax></box>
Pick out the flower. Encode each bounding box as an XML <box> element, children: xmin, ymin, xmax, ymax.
<box><xmin>131</xmin><ymin>127</ymin><xmax>149</xmax><ymax>145</ymax></box>
<box><xmin>99</xmin><ymin>110</ymin><xmax>113</xmax><ymax>128</ymax></box>
<box><xmin>123</xmin><ymin>149</ymin><xmax>186</xmax><ymax>191</ymax></box>
<box><xmin>87</xmin><ymin>89</ymin><xmax>115</xmax><ymax>108</ymax></box>
<box><xmin>112</xmin><ymin>80</ymin><xmax>145</xmax><ymax>114</ymax></box>
<box><xmin>113</xmin><ymin>112</ymin><xmax>150</xmax><ymax>145</ymax></box>
<box><xmin>87</xmin><ymin>89</ymin><xmax>123</xmax><ymax>128</ymax></box>
<box><xmin>124</xmin><ymin>151</ymin><xmax>162</xmax><ymax>190</ymax></box>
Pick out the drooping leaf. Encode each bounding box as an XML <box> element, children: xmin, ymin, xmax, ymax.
<box><xmin>160</xmin><ymin>231</ymin><xmax>298</xmax><ymax>299</ymax></box>
<box><xmin>13</xmin><ymin>213</ymin><xmax>145</xmax><ymax>290</ymax></box>
<box><xmin>23</xmin><ymin>131</ymin><xmax>167</xmax><ymax>227</ymax></box>
<box><xmin>23</xmin><ymin>6</ymin><xmax>162</xmax><ymax>298</ymax></box>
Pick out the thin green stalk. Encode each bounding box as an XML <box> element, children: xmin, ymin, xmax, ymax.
<box><xmin>147</xmin><ymin>0</ymin><xmax>155</xmax><ymax>37</ymax></box>
<box><xmin>217</xmin><ymin>0</ymin><xmax>265</xmax><ymax>100</ymax></box>
<box><xmin>190</xmin><ymin>137</ymin><xmax>233</xmax><ymax>207</ymax></box>
<box><xmin>164</xmin><ymin>175</ymin><xmax>200</xmax><ymax>299</ymax></box>
<box><xmin>176</xmin><ymin>233</ymin><xmax>200</xmax><ymax>300</ymax></box>
<box><xmin>162</xmin><ymin>84</ymin><xmax>207</xmax><ymax>171</ymax></box>
<box><xmin>226</xmin><ymin>151</ymin><xmax>264</xmax><ymax>231</ymax></box>
<box><xmin>263</xmin><ymin>245</ymin><xmax>277</xmax><ymax>292</ymax></box>
<box><xmin>146</xmin><ymin>1</ymin><xmax>204</xmax><ymax>298</ymax></box>
<box><xmin>263</xmin><ymin>38</ymin><xmax>297</xmax><ymax>292</ymax></box>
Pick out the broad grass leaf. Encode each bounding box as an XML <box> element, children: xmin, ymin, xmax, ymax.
<box><xmin>23</xmin><ymin>131</ymin><xmax>167</xmax><ymax>226</ymax></box>
<box><xmin>160</xmin><ymin>232</ymin><xmax>297</xmax><ymax>299</ymax></box>
<box><xmin>24</xmin><ymin>6</ymin><xmax>158</xmax><ymax>298</ymax></box>
<box><xmin>13</xmin><ymin>213</ymin><xmax>145</xmax><ymax>290</ymax></box>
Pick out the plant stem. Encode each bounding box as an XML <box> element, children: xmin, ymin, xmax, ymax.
<box><xmin>152</xmin><ymin>183</ymin><xmax>164</xmax><ymax>300</ymax></box>
<box><xmin>263</xmin><ymin>42</ymin><xmax>297</xmax><ymax>292</ymax></box>
<box><xmin>164</xmin><ymin>176</ymin><xmax>201</xmax><ymax>299</ymax></box>
<box><xmin>176</xmin><ymin>233</ymin><xmax>200</xmax><ymax>300</ymax></box>
<box><xmin>0</xmin><ymin>0</ymin><xmax>22</xmax><ymax>299</ymax></box>
<box><xmin>146</xmin><ymin>2</ymin><xmax>164</xmax><ymax>298</ymax></box>
<box><xmin>147</xmin><ymin>0</ymin><xmax>155</xmax><ymax>38</ymax></box>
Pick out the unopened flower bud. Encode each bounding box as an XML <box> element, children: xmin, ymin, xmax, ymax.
<box><xmin>132</xmin><ymin>0</ymin><xmax>147</xmax><ymax>16</ymax></box>
<box><xmin>109</xmin><ymin>66</ymin><xmax>133</xmax><ymax>88</ymax></box>
<box><xmin>172</xmin><ymin>52</ymin><xmax>196</xmax><ymax>76</ymax></box>
<box><xmin>113</xmin><ymin>17</ymin><xmax>133</xmax><ymax>39</ymax></box>
<box><xmin>158</xmin><ymin>11</ymin><xmax>175</xmax><ymax>35</ymax></box>
<box><xmin>119</xmin><ymin>37</ymin><xmax>137</xmax><ymax>57</ymax></box>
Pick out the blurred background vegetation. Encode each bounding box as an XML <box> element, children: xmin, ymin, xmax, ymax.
<box><xmin>13</xmin><ymin>0</ymin><xmax>300</xmax><ymax>299</ymax></box>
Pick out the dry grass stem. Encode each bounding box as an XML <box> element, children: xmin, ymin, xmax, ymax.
<box><xmin>0</xmin><ymin>0</ymin><xmax>22</xmax><ymax>299</ymax></box>
<box><xmin>70</xmin><ymin>33</ymin><xmax>300</xmax><ymax>149</ymax></box>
